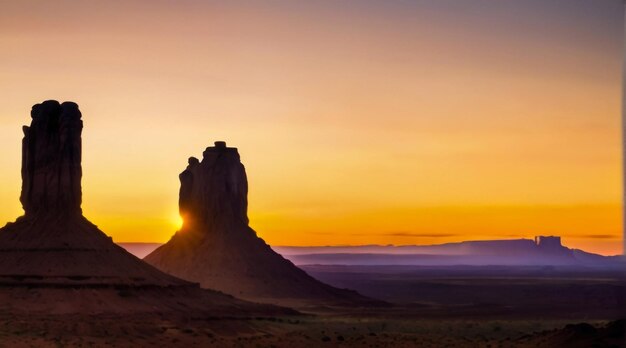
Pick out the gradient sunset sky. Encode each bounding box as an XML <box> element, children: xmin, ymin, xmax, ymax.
<box><xmin>0</xmin><ymin>0</ymin><xmax>623</xmax><ymax>255</ymax></box>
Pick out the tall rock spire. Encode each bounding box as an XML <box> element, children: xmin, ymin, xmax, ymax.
<box><xmin>20</xmin><ymin>100</ymin><xmax>83</xmax><ymax>216</ymax></box>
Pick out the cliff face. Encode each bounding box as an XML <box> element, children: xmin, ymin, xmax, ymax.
<box><xmin>178</xmin><ymin>142</ymin><xmax>249</xmax><ymax>234</ymax></box>
<box><xmin>145</xmin><ymin>142</ymin><xmax>373</xmax><ymax>307</ymax></box>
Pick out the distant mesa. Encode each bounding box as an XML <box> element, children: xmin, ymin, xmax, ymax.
<box><xmin>534</xmin><ymin>235</ymin><xmax>562</xmax><ymax>250</ymax></box>
<box><xmin>145</xmin><ymin>141</ymin><xmax>378</xmax><ymax>307</ymax></box>
<box><xmin>124</xmin><ymin>234</ymin><xmax>618</xmax><ymax>268</ymax></box>
<box><xmin>273</xmin><ymin>235</ymin><xmax>619</xmax><ymax>267</ymax></box>
<box><xmin>0</xmin><ymin>101</ymin><xmax>289</xmax><ymax>316</ymax></box>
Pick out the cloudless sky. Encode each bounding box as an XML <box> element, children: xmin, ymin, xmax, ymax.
<box><xmin>0</xmin><ymin>0</ymin><xmax>623</xmax><ymax>255</ymax></box>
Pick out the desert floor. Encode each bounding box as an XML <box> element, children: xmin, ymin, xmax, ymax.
<box><xmin>0</xmin><ymin>314</ymin><xmax>622</xmax><ymax>347</ymax></box>
<box><xmin>0</xmin><ymin>266</ymin><xmax>623</xmax><ymax>347</ymax></box>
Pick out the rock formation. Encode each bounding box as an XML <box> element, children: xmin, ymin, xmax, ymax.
<box><xmin>0</xmin><ymin>100</ymin><xmax>181</xmax><ymax>285</ymax></box>
<box><xmin>21</xmin><ymin>101</ymin><xmax>83</xmax><ymax>217</ymax></box>
<box><xmin>145</xmin><ymin>141</ymin><xmax>376</xmax><ymax>307</ymax></box>
<box><xmin>0</xmin><ymin>101</ymin><xmax>289</xmax><ymax>317</ymax></box>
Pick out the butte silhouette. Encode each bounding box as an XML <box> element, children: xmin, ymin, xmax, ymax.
<box><xmin>145</xmin><ymin>141</ymin><xmax>376</xmax><ymax>307</ymax></box>
<box><xmin>0</xmin><ymin>100</ymin><xmax>288</xmax><ymax>316</ymax></box>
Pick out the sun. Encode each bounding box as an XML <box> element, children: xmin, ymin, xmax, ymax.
<box><xmin>171</xmin><ymin>214</ymin><xmax>184</xmax><ymax>230</ymax></box>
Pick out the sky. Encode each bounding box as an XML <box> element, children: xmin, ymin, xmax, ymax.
<box><xmin>0</xmin><ymin>0</ymin><xmax>623</xmax><ymax>255</ymax></box>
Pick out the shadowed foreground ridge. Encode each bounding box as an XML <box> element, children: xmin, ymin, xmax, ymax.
<box><xmin>0</xmin><ymin>101</ymin><xmax>291</xmax><ymax>316</ymax></box>
<box><xmin>145</xmin><ymin>141</ymin><xmax>378</xmax><ymax>307</ymax></box>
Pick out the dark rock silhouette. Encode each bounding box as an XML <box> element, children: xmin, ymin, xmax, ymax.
<box><xmin>272</xmin><ymin>235</ymin><xmax>618</xmax><ymax>267</ymax></box>
<box><xmin>0</xmin><ymin>100</ymin><xmax>182</xmax><ymax>285</ymax></box>
<box><xmin>0</xmin><ymin>101</ymin><xmax>290</xmax><ymax>316</ymax></box>
<box><xmin>21</xmin><ymin>101</ymin><xmax>82</xmax><ymax>217</ymax></box>
<box><xmin>145</xmin><ymin>142</ymin><xmax>377</xmax><ymax>307</ymax></box>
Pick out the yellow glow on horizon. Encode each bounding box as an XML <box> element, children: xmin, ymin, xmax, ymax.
<box><xmin>0</xmin><ymin>1</ymin><xmax>623</xmax><ymax>256</ymax></box>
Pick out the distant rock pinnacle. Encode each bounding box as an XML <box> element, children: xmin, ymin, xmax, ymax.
<box><xmin>20</xmin><ymin>100</ymin><xmax>83</xmax><ymax>216</ymax></box>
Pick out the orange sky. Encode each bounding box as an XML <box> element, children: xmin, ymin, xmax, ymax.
<box><xmin>0</xmin><ymin>0</ymin><xmax>623</xmax><ymax>255</ymax></box>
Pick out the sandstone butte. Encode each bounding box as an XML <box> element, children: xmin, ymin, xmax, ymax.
<box><xmin>145</xmin><ymin>141</ymin><xmax>379</xmax><ymax>308</ymax></box>
<box><xmin>0</xmin><ymin>100</ymin><xmax>291</xmax><ymax>316</ymax></box>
